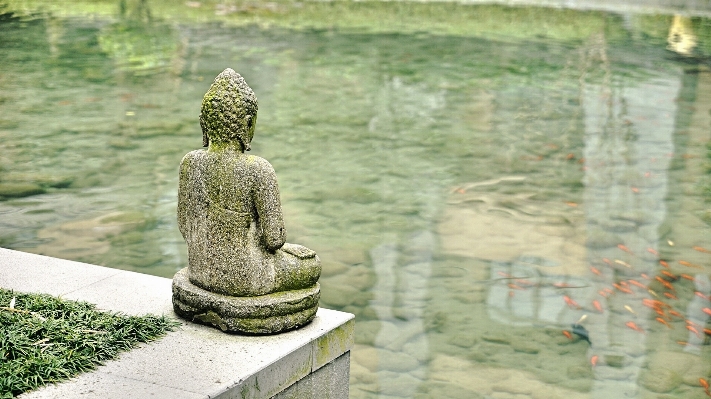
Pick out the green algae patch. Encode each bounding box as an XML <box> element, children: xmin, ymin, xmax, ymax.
<box><xmin>0</xmin><ymin>288</ymin><xmax>179</xmax><ymax>398</ymax></box>
<box><xmin>0</xmin><ymin>183</ymin><xmax>45</xmax><ymax>200</ymax></box>
<box><xmin>0</xmin><ymin>0</ymin><xmax>652</xmax><ymax>44</ymax></box>
<box><xmin>314</xmin><ymin>318</ymin><xmax>354</xmax><ymax>369</ymax></box>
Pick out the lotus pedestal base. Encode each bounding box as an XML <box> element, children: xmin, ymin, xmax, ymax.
<box><xmin>172</xmin><ymin>268</ymin><xmax>320</xmax><ymax>334</ymax></box>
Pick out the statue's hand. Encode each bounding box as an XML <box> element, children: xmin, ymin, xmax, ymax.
<box><xmin>281</xmin><ymin>243</ymin><xmax>316</xmax><ymax>259</ymax></box>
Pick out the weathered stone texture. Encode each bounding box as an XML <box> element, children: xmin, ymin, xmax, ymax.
<box><xmin>173</xmin><ymin>68</ymin><xmax>321</xmax><ymax>334</ymax></box>
<box><xmin>172</xmin><ymin>268</ymin><xmax>319</xmax><ymax>334</ymax></box>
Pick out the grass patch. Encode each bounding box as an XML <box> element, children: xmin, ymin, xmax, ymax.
<box><xmin>0</xmin><ymin>288</ymin><xmax>180</xmax><ymax>398</ymax></box>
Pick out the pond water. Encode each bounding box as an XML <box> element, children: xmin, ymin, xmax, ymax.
<box><xmin>1</xmin><ymin>1</ymin><xmax>711</xmax><ymax>398</ymax></box>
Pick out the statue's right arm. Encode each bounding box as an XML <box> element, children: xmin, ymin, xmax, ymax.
<box><xmin>253</xmin><ymin>158</ymin><xmax>286</xmax><ymax>251</ymax></box>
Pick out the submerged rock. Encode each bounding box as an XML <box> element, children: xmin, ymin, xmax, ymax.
<box><xmin>639</xmin><ymin>368</ymin><xmax>682</xmax><ymax>393</ymax></box>
<box><xmin>585</xmin><ymin>229</ymin><xmax>621</xmax><ymax>249</ymax></box>
<box><xmin>0</xmin><ymin>182</ymin><xmax>45</xmax><ymax>199</ymax></box>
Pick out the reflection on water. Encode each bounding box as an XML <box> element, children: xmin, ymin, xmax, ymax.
<box><xmin>581</xmin><ymin>37</ymin><xmax>680</xmax><ymax>396</ymax></box>
<box><xmin>1</xmin><ymin>1</ymin><xmax>711</xmax><ymax>398</ymax></box>
<box><xmin>668</xmin><ymin>15</ymin><xmax>698</xmax><ymax>56</ymax></box>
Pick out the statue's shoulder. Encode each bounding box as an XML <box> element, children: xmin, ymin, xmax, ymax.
<box><xmin>180</xmin><ymin>149</ymin><xmax>207</xmax><ymax>166</ymax></box>
<box><xmin>243</xmin><ymin>154</ymin><xmax>276</xmax><ymax>174</ymax></box>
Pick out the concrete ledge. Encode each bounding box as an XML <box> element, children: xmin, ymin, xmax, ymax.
<box><xmin>0</xmin><ymin>247</ymin><xmax>354</xmax><ymax>399</ymax></box>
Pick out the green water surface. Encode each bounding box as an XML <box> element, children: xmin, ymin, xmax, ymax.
<box><xmin>1</xmin><ymin>1</ymin><xmax>711</xmax><ymax>398</ymax></box>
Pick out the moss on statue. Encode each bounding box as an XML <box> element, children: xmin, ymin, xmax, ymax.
<box><xmin>172</xmin><ymin>69</ymin><xmax>321</xmax><ymax>334</ymax></box>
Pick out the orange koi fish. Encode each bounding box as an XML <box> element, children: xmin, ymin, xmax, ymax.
<box><xmin>679</xmin><ymin>260</ymin><xmax>702</xmax><ymax>269</ymax></box>
<box><xmin>602</xmin><ymin>258</ymin><xmax>612</xmax><ymax>265</ymax></box>
<box><xmin>646</xmin><ymin>247</ymin><xmax>659</xmax><ymax>256</ymax></box>
<box><xmin>704</xmin><ymin>328</ymin><xmax>711</xmax><ymax>336</ymax></box>
<box><xmin>590</xmin><ymin>266</ymin><xmax>602</xmax><ymax>276</ymax></box>
<box><xmin>695</xmin><ymin>292</ymin><xmax>710</xmax><ymax>301</ymax></box>
<box><xmin>681</xmin><ymin>274</ymin><xmax>694</xmax><ymax>281</ymax></box>
<box><xmin>625</xmin><ymin>321</ymin><xmax>644</xmax><ymax>333</ymax></box>
<box><xmin>693</xmin><ymin>246</ymin><xmax>711</xmax><ymax>254</ymax></box>
<box><xmin>642</xmin><ymin>299</ymin><xmax>656</xmax><ymax>308</ymax></box>
<box><xmin>613</xmin><ymin>283</ymin><xmax>633</xmax><ymax>294</ymax></box>
<box><xmin>613</xmin><ymin>283</ymin><xmax>632</xmax><ymax>294</ymax></box>
<box><xmin>686</xmin><ymin>325</ymin><xmax>701</xmax><ymax>338</ymax></box>
<box><xmin>686</xmin><ymin>319</ymin><xmax>700</xmax><ymax>328</ymax></box>
<box><xmin>664</xmin><ymin>292</ymin><xmax>678</xmax><ymax>300</ymax></box>
<box><xmin>592</xmin><ymin>300</ymin><xmax>603</xmax><ymax>313</ymax></box>
<box><xmin>655</xmin><ymin>276</ymin><xmax>675</xmax><ymax>291</ymax></box>
<box><xmin>598</xmin><ymin>289</ymin><xmax>612</xmax><ymax>298</ymax></box>
<box><xmin>668</xmin><ymin>310</ymin><xmax>683</xmax><ymax>318</ymax></box>
<box><xmin>661</xmin><ymin>270</ymin><xmax>678</xmax><ymax>280</ymax></box>
<box><xmin>702</xmin><ymin>308</ymin><xmax>711</xmax><ymax>317</ymax></box>
<box><xmin>659</xmin><ymin>260</ymin><xmax>669</xmax><ymax>268</ymax></box>
<box><xmin>562</xmin><ymin>330</ymin><xmax>573</xmax><ymax>340</ymax></box>
<box><xmin>628</xmin><ymin>279</ymin><xmax>646</xmax><ymax>289</ymax></box>
<box><xmin>700</xmin><ymin>378</ymin><xmax>709</xmax><ymax>390</ymax></box>
<box><xmin>655</xmin><ymin>317</ymin><xmax>671</xmax><ymax>328</ymax></box>
<box><xmin>590</xmin><ymin>355</ymin><xmax>598</xmax><ymax>367</ymax></box>
<box><xmin>507</xmin><ymin>283</ymin><xmax>523</xmax><ymax>290</ymax></box>
<box><xmin>640</xmin><ymin>273</ymin><xmax>650</xmax><ymax>280</ymax></box>
<box><xmin>618</xmin><ymin>244</ymin><xmax>633</xmax><ymax>254</ymax></box>
<box><xmin>497</xmin><ymin>271</ymin><xmax>512</xmax><ymax>278</ymax></box>
<box><xmin>642</xmin><ymin>298</ymin><xmax>670</xmax><ymax>309</ymax></box>
<box><xmin>554</xmin><ymin>282</ymin><xmax>575</xmax><ymax>288</ymax></box>
<box><xmin>563</xmin><ymin>295</ymin><xmax>581</xmax><ymax>309</ymax></box>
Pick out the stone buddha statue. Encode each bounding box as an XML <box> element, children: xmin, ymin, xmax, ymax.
<box><xmin>172</xmin><ymin>68</ymin><xmax>321</xmax><ymax>334</ymax></box>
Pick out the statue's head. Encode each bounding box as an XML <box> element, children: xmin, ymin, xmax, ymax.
<box><xmin>199</xmin><ymin>68</ymin><xmax>258</xmax><ymax>151</ymax></box>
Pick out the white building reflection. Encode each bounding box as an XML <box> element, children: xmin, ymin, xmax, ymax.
<box><xmin>368</xmin><ymin>76</ymin><xmax>444</xmax><ymax>397</ymax></box>
<box><xmin>481</xmin><ymin>25</ymin><xmax>711</xmax><ymax>397</ymax></box>
<box><xmin>582</xmin><ymin>74</ymin><xmax>680</xmax><ymax>397</ymax></box>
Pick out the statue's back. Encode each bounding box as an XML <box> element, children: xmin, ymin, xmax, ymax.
<box><xmin>179</xmin><ymin>150</ymin><xmax>276</xmax><ymax>296</ymax></box>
